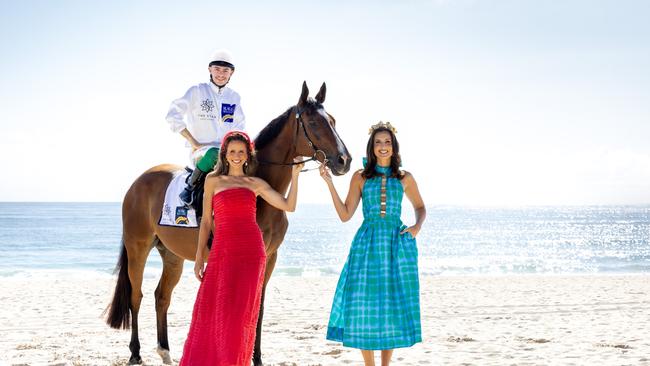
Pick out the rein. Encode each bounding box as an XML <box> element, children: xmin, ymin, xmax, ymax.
<box><xmin>257</xmin><ymin>107</ymin><xmax>328</xmax><ymax>172</ymax></box>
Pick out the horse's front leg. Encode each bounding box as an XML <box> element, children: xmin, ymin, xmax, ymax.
<box><xmin>253</xmin><ymin>251</ymin><xmax>279</xmax><ymax>366</ymax></box>
<box><xmin>154</xmin><ymin>244</ymin><xmax>184</xmax><ymax>364</ymax></box>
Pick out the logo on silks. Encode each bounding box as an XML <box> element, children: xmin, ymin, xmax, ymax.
<box><xmin>221</xmin><ymin>103</ymin><xmax>236</xmax><ymax>123</ymax></box>
<box><xmin>163</xmin><ymin>204</ymin><xmax>172</xmax><ymax>217</ymax></box>
<box><xmin>175</xmin><ymin>206</ymin><xmax>190</xmax><ymax>225</ymax></box>
<box><xmin>201</xmin><ymin>99</ymin><xmax>215</xmax><ymax>113</ymax></box>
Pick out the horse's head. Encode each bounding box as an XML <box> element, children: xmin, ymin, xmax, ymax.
<box><xmin>293</xmin><ymin>81</ymin><xmax>351</xmax><ymax>176</ymax></box>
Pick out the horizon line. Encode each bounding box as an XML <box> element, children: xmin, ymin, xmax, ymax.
<box><xmin>1</xmin><ymin>201</ymin><xmax>649</xmax><ymax>208</ymax></box>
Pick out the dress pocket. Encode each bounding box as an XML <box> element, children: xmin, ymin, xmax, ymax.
<box><xmin>397</xmin><ymin>225</ymin><xmax>418</xmax><ymax>263</ymax></box>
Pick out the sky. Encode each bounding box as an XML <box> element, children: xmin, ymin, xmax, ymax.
<box><xmin>1</xmin><ymin>0</ymin><xmax>649</xmax><ymax>205</ymax></box>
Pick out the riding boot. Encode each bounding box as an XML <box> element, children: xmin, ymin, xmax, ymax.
<box><xmin>179</xmin><ymin>168</ymin><xmax>207</xmax><ymax>207</ymax></box>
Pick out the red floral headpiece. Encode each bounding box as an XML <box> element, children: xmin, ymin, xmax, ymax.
<box><xmin>221</xmin><ymin>130</ymin><xmax>255</xmax><ymax>152</ymax></box>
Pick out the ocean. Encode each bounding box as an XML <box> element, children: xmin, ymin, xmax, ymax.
<box><xmin>0</xmin><ymin>203</ymin><xmax>648</xmax><ymax>278</ymax></box>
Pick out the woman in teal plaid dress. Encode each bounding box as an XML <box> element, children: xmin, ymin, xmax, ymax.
<box><xmin>319</xmin><ymin>122</ymin><xmax>426</xmax><ymax>366</ymax></box>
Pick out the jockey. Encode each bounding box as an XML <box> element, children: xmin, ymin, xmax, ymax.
<box><xmin>166</xmin><ymin>49</ymin><xmax>246</xmax><ymax>207</ymax></box>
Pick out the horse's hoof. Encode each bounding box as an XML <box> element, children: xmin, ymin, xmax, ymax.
<box><xmin>157</xmin><ymin>346</ymin><xmax>173</xmax><ymax>364</ymax></box>
<box><xmin>128</xmin><ymin>355</ymin><xmax>143</xmax><ymax>365</ymax></box>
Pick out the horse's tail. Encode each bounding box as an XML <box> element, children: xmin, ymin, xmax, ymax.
<box><xmin>105</xmin><ymin>237</ymin><xmax>132</xmax><ymax>329</ymax></box>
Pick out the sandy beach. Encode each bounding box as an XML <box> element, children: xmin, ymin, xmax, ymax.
<box><xmin>1</xmin><ymin>274</ymin><xmax>649</xmax><ymax>365</ymax></box>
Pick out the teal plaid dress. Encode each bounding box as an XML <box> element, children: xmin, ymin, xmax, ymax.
<box><xmin>326</xmin><ymin>165</ymin><xmax>421</xmax><ymax>350</ymax></box>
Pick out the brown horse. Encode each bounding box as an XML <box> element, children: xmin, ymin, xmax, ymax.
<box><xmin>105</xmin><ymin>82</ymin><xmax>351</xmax><ymax>365</ymax></box>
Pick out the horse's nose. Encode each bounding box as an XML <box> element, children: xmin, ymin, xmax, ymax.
<box><xmin>337</xmin><ymin>154</ymin><xmax>350</xmax><ymax>168</ymax></box>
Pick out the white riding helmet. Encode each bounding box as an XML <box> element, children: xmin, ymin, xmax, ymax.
<box><xmin>209</xmin><ymin>49</ymin><xmax>235</xmax><ymax>69</ymax></box>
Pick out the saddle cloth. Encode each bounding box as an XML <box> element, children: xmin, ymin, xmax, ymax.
<box><xmin>158</xmin><ymin>170</ymin><xmax>199</xmax><ymax>228</ymax></box>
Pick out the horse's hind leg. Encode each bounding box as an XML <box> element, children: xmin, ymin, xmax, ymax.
<box><xmin>154</xmin><ymin>240</ymin><xmax>184</xmax><ymax>365</ymax></box>
<box><xmin>125</xmin><ymin>236</ymin><xmax>154</xmax><ymax>365</ymax></box>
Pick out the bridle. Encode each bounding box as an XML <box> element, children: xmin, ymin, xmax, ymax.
<box><xmin>257</xmin><ymin>106</ymin><xmax>328</xmax><ymax>171</ymax></box>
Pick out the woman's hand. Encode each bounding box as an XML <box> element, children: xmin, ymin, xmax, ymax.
<box><xmin>400</xmin><ymin>225</ymin><xmax>421</xmax><ymax>238</ymax></box>
<box><xmin>319</xmin><ymin>164</ymin><xmax>333</xmax><ymax>185</ymax></box>
<box><xmin>292</xmin><ymin>157</ymin><xmax>305</xmax><ymax>176</ymax></box>
<box><xmin>194</xmin><ymin>256</ymin><xmax>205</xmax><ymax>282</ymax></box>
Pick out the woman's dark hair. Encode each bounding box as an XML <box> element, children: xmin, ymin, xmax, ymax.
<box><xmin>361</xmin><ymin>127</ymin><xmax>403</xmax><ymax>180</ymax></box>
<box><xmin>214</xmin><ymin>134</ymin><xmax>257</xmax><ymax>176</ymax></box>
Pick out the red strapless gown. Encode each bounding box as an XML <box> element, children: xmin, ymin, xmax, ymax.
<box><xmin>179</xmin><ymin>188</ymin><xmax>267</xmax><ymax>366</ymax></box>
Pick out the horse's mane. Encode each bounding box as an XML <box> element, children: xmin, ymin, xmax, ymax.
<box><xmin>254</xmin><ymin>99</ymin><xmax>322</xmax><ymax>150</ymax></box>
<box><xmin>254</xmin><ymin>107</ymin><xmax>293</xmax><ymax>150</ymax></box>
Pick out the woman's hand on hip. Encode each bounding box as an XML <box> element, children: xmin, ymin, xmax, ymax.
<box><xmin>400</xmin><ymin>225</ymin><xmax>420</xmax><ymax>238</ymax></box>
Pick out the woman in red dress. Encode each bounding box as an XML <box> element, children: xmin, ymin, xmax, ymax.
<box><xmin>179</xmin><ymin>131</ymin><xmax>304</xmax><ymax>366</ymax></box>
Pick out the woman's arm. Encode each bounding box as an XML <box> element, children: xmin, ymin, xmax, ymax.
<box><xmin>194</xmin><ymin>176</ymin><xmax>216</xmax><ymax>281</ymax></box>
<box><xmin>320</xmin><ymin>166</ymin><xmax>363</xmax><ymax>222</ymax></box>
<box><xmin>256</xmin><ymin>159</ymin><xmax>304</xmax><ymax>212</ymax></box>
<box><xmin>401</xmin><ymin>172</ymin><xmax>426</xmax><ymax>237</ymax></box>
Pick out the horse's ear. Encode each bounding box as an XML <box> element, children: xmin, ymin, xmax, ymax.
<box><xmin>315</xmin><ymin>82</ymin><xmax>326</xmax><ymax>104</ymax></box>
<box><xmin>298</xmin><ymin>81</ymin><xmax>309</xmax><ymax>107</ymax></box>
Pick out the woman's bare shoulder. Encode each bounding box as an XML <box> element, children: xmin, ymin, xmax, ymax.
<box><xmin>205</xmin><ymin>173</ymin><xmax>223</xmax><ymax>184</ymax></box>
<box><xmin>400</xmin><ymin>170</ymin><xmax>413</xmax><ymax>179</ymax></box>
<box><xmin>352</xmin><ymin>169</ymin><xmax>365</xmax><ymax>180</ymax></box>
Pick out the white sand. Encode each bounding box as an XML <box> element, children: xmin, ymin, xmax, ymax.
<box><xmin>1</xmin><ymin>274</ymin><xmax>649</xmax><ymax>365</ymax></box>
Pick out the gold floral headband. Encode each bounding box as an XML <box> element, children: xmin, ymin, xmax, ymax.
<box><xmin>368</xmin><ymin>121</ymin><xmax>397</xmax><ymax>135</ymax></box>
